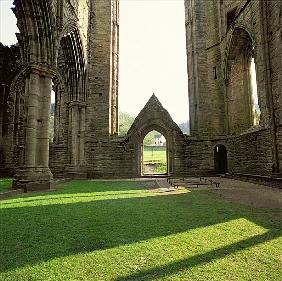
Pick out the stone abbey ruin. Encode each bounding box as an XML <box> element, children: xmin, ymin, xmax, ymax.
<box><xmin>0</xmin><ymin>0</ymin><xmax>281</xmax><ymax>190</ymax></box>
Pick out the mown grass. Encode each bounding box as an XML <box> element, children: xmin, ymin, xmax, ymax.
<box><xmin>143</xmin><ymin>146</ymin><xmax>167</xmax><ymax>174</ymax></box>
<box><xmin>0</xmin><ymin>180</ymin><xmax>281</xmax><ymax>280</ymax></box>
<box><xmin>143</xmin><ymin>146</ymin><xmax>166</xmax><ymax>163</ymax></box>
<box><xmin>0</xmin><ymin>178</ymin><xmax>13</xmax><ymax>192</ymax></box>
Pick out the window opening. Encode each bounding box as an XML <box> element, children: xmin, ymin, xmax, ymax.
<box><xmin>249</xmin><ymin>57</ymin><xmax>260</xmax><ymax>126</ymax></box>
<box><xmin>49</xmin><ymin>88</ymin><xmax>55</xmax><ymax>142</ymax></box>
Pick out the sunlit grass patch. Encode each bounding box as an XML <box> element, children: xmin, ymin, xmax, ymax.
<box><xmin>0</xmin><ymin>180</ymin><xmax>281</xmax><ymax>280</ymax></box>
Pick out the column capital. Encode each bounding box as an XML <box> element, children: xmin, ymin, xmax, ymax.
<box><xmin>28</xmin><ymin>64</ymin><xmax>57</xmax><ymax>78</ymax></box>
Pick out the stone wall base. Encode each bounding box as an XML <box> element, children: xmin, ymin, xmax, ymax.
<box><xmin>66</xmin><ymin>165</ymin><xmax>87</xmax><ymax>179</ymax></box>
<box><xmin>12</xmin><ymin>167</ymin><xmax>53</xmax><ymax>192</ymax></box>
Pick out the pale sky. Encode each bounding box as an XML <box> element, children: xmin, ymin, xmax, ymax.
<box><xmin>0</xmin><ymin>0</ymin><xmax>18</xmax><ymax>45</ymax></box>
<box><xmin>0</xmin><ymin>0</ymin><xmax>189</xmax><ymax>123</ymax></box>
<box><xmin>119</xmin><ymin>0</ymin><xmax>189</xmax><ymax>123</ymax></box>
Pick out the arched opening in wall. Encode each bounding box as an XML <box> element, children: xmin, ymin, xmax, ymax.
<box><xmin>142</xmin><ymin>130</ymin><xmax>167</xmax><ymax>175</ymax></box>
<box><xmin>226</xmin><ymin>28</ymin><xmax>261</xmax><ymax>134</ymax></box>
<box><xmin>250</xmin><ymin>56</ymin><xmax>260</xmax><ymax>126</ymax></box>
<box><xmin>119</xmin><ymin>0</ymin><xmax>189</xmax><ymax>135</ymax></box>
<box><xmin>214</xmin><ymin>145</ymin><xmax>228</xmax><ymax>174</ymax></box>
<box><xmin>49</xmin><ymin>88</ymin><xmax>55</xmax><ymax>143</ymax></box>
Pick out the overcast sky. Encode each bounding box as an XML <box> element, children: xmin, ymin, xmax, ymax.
<box><xmin>119</xmin><ymin>0</ymin><xmax>189</xmax><ymax>123</ymax></box>
<box><xmin>0</xmin><ymin>0</ymin><xmax>189</xmax><ymax>123</ymax></box>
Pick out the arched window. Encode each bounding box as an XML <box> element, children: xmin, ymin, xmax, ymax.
<box><xmin>250</xmin><ymin>56</ymin><xmax>260</xmax><ymax>126</ymax></box>
<box><xmin>226</xmin><ymin>28</ymin><xmax>261</xmax><ymax>134</ymax></box>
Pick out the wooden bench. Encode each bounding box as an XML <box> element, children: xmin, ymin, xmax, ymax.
<box><xmin>168</xmin><ymin>177</ymin><xmax>220</xmax><ymax>188</ymax></box>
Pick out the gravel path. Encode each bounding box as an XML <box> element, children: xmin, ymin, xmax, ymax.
<box><xmin>157</xmin><ymin>177</ymin><xmax>282</xmax><ymax>209</ymax></box>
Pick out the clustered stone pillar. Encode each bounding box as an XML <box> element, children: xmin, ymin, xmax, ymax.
<box><xmin>13</xmin><ymin>66</ymin><xmax>54</xmax><ymax>191</ymax></box>
<box><xmin>66</xmin><ymin>102</ymin><xmax>86</xmax><ymax>178</ymax></box>
<box><xmin>78</xmin><ymin>106</ymin><xmax>86</xmax><ymax>166</ymax></box>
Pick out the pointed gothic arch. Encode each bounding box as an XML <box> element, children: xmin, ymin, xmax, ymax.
<box><xmin>127</xmin><ymin>95</ymin><xmax>185</xmax><ymax>176</ymax></box>
<box><xmin>224</xmin><ymin>27</ymin><xmax>261</xmax><ymax>134</ymax></box>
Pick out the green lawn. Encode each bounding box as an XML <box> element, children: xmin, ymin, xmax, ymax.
<box><xmin>0</xmin><ymin>180</ymin><xmax>281</xmax><ymax>280</ymax></box>
<box><xmin>143</xmin><ymin>146</ymin><xmax>167</xmax><ymax>174</ymax></box>
<box><xmin>143</xmin><ymin>146</ymin><xmax>166</xmax><ymax>163</ymax></box>
<box><xmin>0</xmin><ymin>178</ymin><xmax>13</xmax><ymax>192</ymax></box>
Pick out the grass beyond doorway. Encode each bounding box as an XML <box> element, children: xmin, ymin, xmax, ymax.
<box><xmin>0</xmin><ymin>180</ymin><xmax>281</xmax><ymax>280</ymax></box>
<box><xmin>143</xmin><ymin>146</ymin><xmax>167</xmax><ymax>174</ymax></box>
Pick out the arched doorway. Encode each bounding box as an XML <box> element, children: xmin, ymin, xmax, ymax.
<box><xmin>214</xmin><ymin>145</ymin><xmax>228</xmax><ymax>174</ymax></box>
<box><xmin>142</xmin><ymin>130</ymin><xmax>167</xmax><ymax>175</ymax></box>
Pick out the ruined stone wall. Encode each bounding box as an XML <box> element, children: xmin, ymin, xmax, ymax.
<box><xmin>87</xmin><ymin>0</ymin><xmax>119</xmax><ymax>138</ymax></box>
<box><xmin>205</xmin><ymin>1</ymin><xmax>226</xmax><ymax>137</ymax></box>
<box><xmin>227</xmin><ymin>129</ymin><xmax>273</xmax><ymax>175</ymax></box>
<box><xmin>185</xmin><ymin>0</ymin><xmax>209</xmax><ymax>136</ymax></box>
<box><xmin>184</xmin><ymin>129</ymin><xmax>273</xmax><ymax>177</ymax></box>
<box><xmin>184</xmin><ymin>0</ymin><xmax>282</xmax><ymax>177</ymax></box>
<box><xmin>3</xmin><ymin>0</ymin><xmax>281</xmax><ymax>184</ymax></box>
<box><xmin>86</xmin><ymin>138</ymin><xmax>137</xmax><ymax>178</ymax></box>
<box><xmin>266</xmin><ymin>1</ymin><xmax>282</xmax><ymax>174</ymax></box>
<box><xmin>85</xmin><ymin>95</ymin><xmax>187</xmax><ymax>178</ymax></box>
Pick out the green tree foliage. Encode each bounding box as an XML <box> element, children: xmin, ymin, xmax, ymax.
<box><xmin>0</xmin><ymin>43</ymin><xmax>22</xmax><ymax>86</ymax></box>
<box><xmin>0</xmin><ymin>43</ymin><xmax>22</xmax><ymax>136</ymax></box>
<box><xmin>119</xmin><ymin>112</ymin><xmax>135</xmax><ymax>136</ymax></box>
<box><xmin>143</xmin><ymin>131</ymin><xmax>158</xmax><ymax>145</ymax></box>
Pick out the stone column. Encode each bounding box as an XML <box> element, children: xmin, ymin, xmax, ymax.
<box><xmin>37</xmin><ymin>75</ymin><xmax>52</xmax><ymax>167</ymax></box>
<box><xmin>25</xmin><ymin>72</ymin><xmax>39</xmax><ymax>166</ymax></box>
<box><xmin>79</xmin><ymin>106</ymin><xmax>86</xmax><ymax>166</ymax></box>
<box><xmin>70</xmin><ymin>103</ymin><xmax>78</xmax><ymax>166</ymax></box>
<box><xmin>13</xmin><ymin>66</ymin><xmax>54</xmax><ymax>191</ymax></box>
<box><xmin>66</xmin><ymin>102</ymin><xmax>86</xmax><ymax>178</ymax></box>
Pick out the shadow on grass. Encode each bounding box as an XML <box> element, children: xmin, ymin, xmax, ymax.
<box><xmin>54</xmin><ymin>180</ymin><xmax>154</xmax><ymax>194</ymax></box>
<box><xmin>114</xmin><ymin>230</ymin><xmax>280</xmax><ymax>281</ymax></box>
<box><xmin>1</xmin><ymin>186</ymin><xmax>281</xmax><ymax>274</ymax></box>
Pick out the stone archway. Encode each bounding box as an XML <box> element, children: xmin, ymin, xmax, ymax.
<box><xmin>127</xmin><ymin>94</ymin><xmax>185</xmax><ymax>177</ymax></box>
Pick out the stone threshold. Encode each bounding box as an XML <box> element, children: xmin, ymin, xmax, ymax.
<box><xmin>0</xmin><ymin>189</ymin><xmax>24</xmax><ymax>200</ymax></box>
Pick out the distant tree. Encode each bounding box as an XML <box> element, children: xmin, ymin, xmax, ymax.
<box><xmin>0</xmin><ymin>43</ymin><xmax>22</xmax><ymax>86</ymax></box>
<box><xmin>178</xmin><ymin>121</ymin><xmax>190</xmax><ymax>134</ymax></box>
<box><xmin>119</xmin><ymin>112</ymin><xmax>136</xmax><ymax>136</ymax></box>
<box><xmin>50</xmin><ymin>103</ymin><xmax>55</xmax><ymax>116</ymax></box>
<box><xmin>143</xmin><ymin>130</ymin><xmax>160</xmax><ymax>146</ymax></box>
<box><xmin>0</xmin><ymin>43</ymin><xmax>22</xmax><ymax>135</ymax></box>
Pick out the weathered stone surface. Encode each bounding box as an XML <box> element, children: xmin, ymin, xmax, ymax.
<box><xmin>0</xmin><ymin>0</ymin><xmax>281</xmax><ymax>190</ymax></box>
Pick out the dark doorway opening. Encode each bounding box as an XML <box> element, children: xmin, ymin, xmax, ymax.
<box><xmin>214</xmin><ymin>145</ymin><xmax>228</xmax><ymax>174</ymax></box>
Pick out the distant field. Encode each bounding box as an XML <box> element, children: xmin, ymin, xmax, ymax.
<box><xmin>143</xmin><ymin>146</ymin><xmax>167</xmax><ymax>174</ymax></box>
<box><xmin>143</xmin><ymin>146</ymin><xmax>166</xmax><ymax>163</ymax></box>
